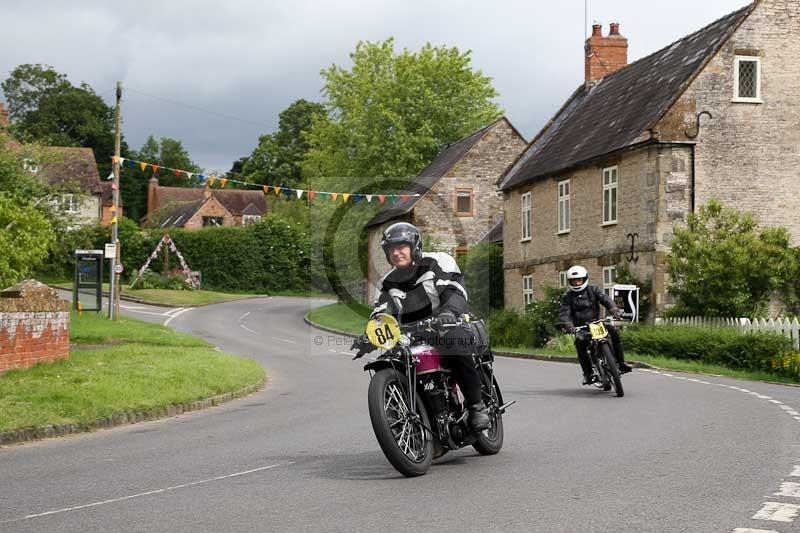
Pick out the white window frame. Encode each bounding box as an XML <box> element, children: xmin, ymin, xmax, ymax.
<box><xmin>242</xmin><ymin>214</ymin><xmax>262</xmax><ymax>226</ymax></box>
<box><xmin>557</xmin><ymin>179</ymin><xmax>570</xmax><ymax>234</ymax></box>
<box><xmin>520</xmin><ymin>192</ymin><xmax>531</xmax><ymax>241</ymax></box>
<box><xmin>62</xmin><ymin>193</ymin><xmax>79</xmax><ymax>214</ymax></box>
<box><xmin>602</xmin><ymin>266</ymin><xmax>617</xmax><ymax>299</ymax></box>
<box><xmin>522</xmin><ymin>275</ymin><xmax>534</xmax><ymax>307</ymax></box>
<box><xmin>559</xmin><ymin>270</ymin><xmax>567</xmax><ymax>288</ymax></box>
<box><xmin>602</xmin><ymin>166</ymin><xmax>618</xmax><ymax>225</ymax></box>
<box><xmin>733</xmin><ymin>56</ymin><xmax>762</xmax><ymax>103</ymax></box>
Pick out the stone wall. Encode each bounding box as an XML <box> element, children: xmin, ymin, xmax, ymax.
<box><xmin>502</xmin><ymin>144</ymin><xmax>691</xmax><ymax>316</ymax></box>
<box><xmin>366</xmin><ymin>119</ymin><xmax>526</xmax><ymax>304</ymax></box>
<box><xmin>657</xmin><ymin>0</ymin><xmax>800</xmax><ymax>244</ymax></box>
<box><xmin>0</xmin><ymin>280</ymin><xmax>70</xmax><ymax>373</ymax></box>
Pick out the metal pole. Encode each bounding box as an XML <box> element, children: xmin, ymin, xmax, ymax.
<box><xmin>110</xmin><ymin>81</ymin><xmax>122</xmax><ymax>320</ymax></box>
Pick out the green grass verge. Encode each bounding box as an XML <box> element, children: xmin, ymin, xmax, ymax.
<box><xmin>307</xmin><ymin>302</ymin><xmax>370</xmax><ymax>335</ymax></box>
<box><xmin>308</xmin><ymin>304</ymin><xmax>799</xmax><ymax>386</ymax></box>
<box><xmin>495</xmin><ymin>344</ymin><xmax>800</xmax><ymax>385</ymax></box>
<box><xmin>52</xmin><ymin>282</ymin><xmax>262</xmax><ymax>307</ymax></box>
<box><xmin>0</xmin><ymin>311</ymin><xmax>265</xmax><ymax>433</ymax></box>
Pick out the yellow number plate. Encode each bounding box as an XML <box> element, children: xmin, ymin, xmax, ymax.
<box><xmin>588</xmin><ymin>322</ymin><xmax>608</xmax><ymax>339</ymax></box>
<box><xmin>366</xmin><ymin>313</ymin><xmax>401</xmax><ymax>349</ymax></box>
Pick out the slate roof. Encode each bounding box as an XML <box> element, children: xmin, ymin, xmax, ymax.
<box><xmin>499</xmin><ymin>4</ymin><xmax>753</xmax><ymax>191</ymax></box>
<box><xmin>158</xmin><ymin>198</ymin><xmax>208</xmax><ymax>228</ymax></box>
<box><xmin>365</xmin><ymin>118</ymin><xmax>514</xmax><ymax>228</ymax></box>
<box><xmin>479</xmin><ymin>216</ymin><xmax>504</xmax><ymax>244</ymax></box>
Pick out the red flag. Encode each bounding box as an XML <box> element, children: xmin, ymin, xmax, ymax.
<box><xmin>174</xmin><ymin>169</ymin><xmax>182</xmax><ymax>177</ymax></box>
<box><xmin>401</xmin><ymin>195</ymin><xmax>409</xmax><ymax>203</ymax></box>
<box><xmin>378</xmin><ymin>195</ymin><xmax>385</xmax><ymax>204</ymax></box>
<box><xmin>263</xmin><ymin>185</ymin><xmax>269</xmax><ymax>194</ymax></box>
<box><xmin>308</xmin><ymin>191</ymin><xmax>316</xmax><ymax>201</ymax></box>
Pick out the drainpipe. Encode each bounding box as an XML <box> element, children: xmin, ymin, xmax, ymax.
<box><xmin>690</xmin><ymin>143</ymin><xmax>696</xmax><ymax>213</ymax></box>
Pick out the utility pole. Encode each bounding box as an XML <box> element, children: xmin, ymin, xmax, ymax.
<box><xmin>109</xmin><ymin>81</ymin><xmax>122</xmax><ymax>320</ymax></box>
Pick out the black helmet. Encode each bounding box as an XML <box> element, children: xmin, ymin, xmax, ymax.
<box><xmin>380</xmin><ymin>222</ymin><xmax>422</xmax><ymax>264</ymax></box>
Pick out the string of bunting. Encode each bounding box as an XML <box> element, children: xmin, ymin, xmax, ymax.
<box><xmin>112</xmin><ymin>156</ymin><xmax>432</xmax><ymax>205</ymax></box>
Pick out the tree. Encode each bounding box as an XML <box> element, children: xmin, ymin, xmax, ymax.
<box><xmin>0</xmin><ymin>139</ymin><xmax>53</xmax><ymax>287</ymax></box>
<box><xmin>460</xmin><ymin>243</ymin><xmax>504</xmax><ymax>318</ymax></box>
<box><xmin>666</xmin><ymin>200</ymin><xmax>796</xmax><ymax>317</ymax></box>
<box><xmin>2</xmin><ymin>64</ymin><xmax>124</xmax><ymax>178</ymax></box>
<box><xmin>241</xmin><ymin>99</ymin><xmax>326</xmax><ymax>188</ymax></box>
<box><xmin>120</xmin><ymin>135</ymin><xmax>203</xmax><ymax>221</ymax></box>
<box><xmin>304</xmin><ymin>39</ymin><xmax>502</xmax><ymax>179</ymax></box>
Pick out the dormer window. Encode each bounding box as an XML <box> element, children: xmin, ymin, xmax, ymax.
<box><xmin>23</xmin><ymin>158</ymin><xmax>39</xmax><ymax>174</ymax></box>
<box><xmin>733</xmin><ymin>56</ymin><xmax>761</xmax><ymax>103</ymax></box>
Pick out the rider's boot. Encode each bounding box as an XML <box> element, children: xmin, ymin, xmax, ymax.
<box><xmin>582</xmin><ymin>373</ymin><xmax>597</xmax><ymax>385</ymax></box>
<box><xmin>468</xmin><ymin>402</ymin><xmax>491</xmax><ymax>431</ymax></box>
<box><xmin>619</xmin><ymin>362</ymin><xmax>633</xmax><ymax>374</ymax></box>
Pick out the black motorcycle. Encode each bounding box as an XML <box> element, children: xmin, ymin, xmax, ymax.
<box><xmin>352</xmin><ymin>315</ymin><xmax>513</xmax><ymax>477</ymax></box>
<box><xmin>575</xmin><ymin>318</ymin><xmax>624</xmax><ymax>397</ymax></box>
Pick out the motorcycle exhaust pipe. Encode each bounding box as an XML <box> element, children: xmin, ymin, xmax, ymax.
<box><xmin>498</xmin><ymin>400</ymin><xmax>516</xmax><ymax>414</ymax></box>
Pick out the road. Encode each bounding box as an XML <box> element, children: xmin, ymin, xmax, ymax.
<box><xmin>2</xmin><ymin>296</ymin><xmax>800</xmax><ymax>532</ymax></box>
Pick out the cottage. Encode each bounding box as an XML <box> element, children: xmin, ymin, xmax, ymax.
<box><xmin>365</xmin><ymin>117</ymin><xmax>526</xmax><ymax>304</ymax></box>
<box><xmin>145</xmin><ymin>176</ymin><xmax>267</xmax><ymax>228</ymax></box>
<box><xmin>499</xmin><ymin>0</ymin><xmax>800</xmax><ymax>318</ymax></box>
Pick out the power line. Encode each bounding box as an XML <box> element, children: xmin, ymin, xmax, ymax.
<box><xmin>124</xmin><ymin>86</ymin><xmax>273</xmax><ymax>129</ymax></box>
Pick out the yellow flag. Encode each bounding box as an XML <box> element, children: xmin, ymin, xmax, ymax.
<box><xmin>208</xmin><ymin>176</ymin><xmax>217</xmax><ymax>187</ymax></box>
<box><xmin>110</xmin><ymin>215</ymin><xmax>118</xmax><ymax>224</ymax></box>
<box><xmin>274</xmin><ymin>187</ymin><xmax>282</xmax><ymax>195</ymax></box>
<box><xmin>140</xmin><ymin>162</ymin><xmax>147</xmax><ymax>172</ymax></box>
<box><xmin>342</xmin><ymin>193</ymin><xmax>350</xmax><ymax>203</ymax></box>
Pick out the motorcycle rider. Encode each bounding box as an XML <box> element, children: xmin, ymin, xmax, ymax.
<box><xmin>558</xmin><ymin>265</ymin><xmax>633</xmax><ymax>385</ymax></box>
<box><xmin>354</xmin><ymin>222</ymin><xmax>490</xmax><ymax>431</ymax></box>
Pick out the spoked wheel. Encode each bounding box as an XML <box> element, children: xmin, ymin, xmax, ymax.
<box><xmin>367</xmin><ymin>369</ymin><xmax>433</xmax><ymax>477</ymax></box>
<box><xmin>600</xmin><ymin>343</ymin><xmax>624</xmax><ymax>397</ymax></box>
<box><xmin>473</xmin><ymin>376</ymin><xmax>504</xmax><ymax>455</ymax></box>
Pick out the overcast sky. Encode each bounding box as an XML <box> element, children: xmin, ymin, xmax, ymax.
<box><xmin>1</xmin><ymin>0</ymin><xmax>749</xmax><ymax>173</ymax></box>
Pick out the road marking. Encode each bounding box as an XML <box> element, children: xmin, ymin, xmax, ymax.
<box><xmin>239</xmin><ymin>311</ymin><xmax>251</xmax><ymax>320</ymax></box>
<box><xmin>120</xmin><ymin>305</ymin><xmax>151</xmax><ymax>310</ymax></box>
<box><xmin>732</xmin><ymin>528</ymin><xmax>779</xmax><ymax>533</ymax></box>
<box><xmin>752</xmin><ymin>502</ymin><xmax>800</xmax><ymax>522</ymax></box>
<box><xmin>10</xmin><ymin>462</ymin><xmax>293</xmax><ymax>522</ymax></box>
<box><xmin>163</xmin><ymin>307</ymin><xmax>186</xmax><ymax>316</ymax></box>
<box><xmin>774</xmin><ymin>482</ymin><xmax>800</xmax><ymax>498</ymax></box>
<box><xmin>271</xmin><ymin>337</ymin><xmax>297</xmax><ymax>344</ymax></box>
<box><xmin>791</xmin><ymin>466</ymin><xmax>800</xmax><ymax>477</ymax></box>
<box><xmin>119</xmin><ymin>309</ymin><xmax>170</xmax><ymax>317</ymax></box>
<box><xmin>240</xmin><ymin>324</ymin><xmax>258</xmax><ymax>334</ymax></box>
<box><xmin>164</xmin><ymin>307</ymin><xmax>191</xmax><ymax>326</ymax></box>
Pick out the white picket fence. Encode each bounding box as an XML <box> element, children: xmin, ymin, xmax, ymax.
<box><xmin>656</xmin><ymin>316</ymin><xmax>800</xmax><ymax>350</ymax></box>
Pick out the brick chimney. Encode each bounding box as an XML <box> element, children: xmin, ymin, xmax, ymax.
<box><xmin>147</xmin><ymin>176</ymin><xmax>159</xmax><ymax>216</ymax></box>
<box><xmin>585</xmin><ymin>21</ymin><xmax>628</xmax><ymax>84</ymax></box>
<box><xmin>0</xmin><ymin>102</ymin><xmax>9</xmax><ymax>128</ymax></box>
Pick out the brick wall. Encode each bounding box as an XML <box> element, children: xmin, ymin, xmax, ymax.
<box><xmin>0</xmin><ymin>280</ymin><xmax>70</xmax><ymax>373</ymax></box>
<box><xmin>184</xmin><ymin>197</ymin><xmax>235</xmax><ymax>228</ymax></box>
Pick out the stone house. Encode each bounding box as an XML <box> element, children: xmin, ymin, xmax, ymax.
<box><xmin>145</xmin><ymin>176</ymin><xmax>268</xmax><ymax>228</ymax></box>
<box><xmin>364</xmin><ymin>117</ymin><xmax>526</xmax><ymax>304</ymax></box>
<box><xmin>498</xmin><ymin>0</ymin><xmax>800</xmax><ymax>318</ymax></box>
<box><xmin>0</xmin><ymin>103</ymin><xmax>119</xmax><ymax>226</ymax></box>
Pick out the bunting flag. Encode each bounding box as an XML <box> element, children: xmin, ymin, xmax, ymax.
<box><xmin>116</xmin><ymin>156</ymin><xmax>427</xmax><ymax>205</ymax></box>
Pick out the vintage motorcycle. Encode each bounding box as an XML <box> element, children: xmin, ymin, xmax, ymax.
<box><xmin>575</xmin><ymin>318</ymin><xmax>624</xmax><ymax>397</ymax></box>
<box><xmin>351</xmin><ymin>313</ymin><xmax>513</xmax><ymax>477</ymax></box>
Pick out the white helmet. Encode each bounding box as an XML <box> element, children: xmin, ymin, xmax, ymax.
<box><xmin>566</xmin><ymin>265</ymin><xmax>588</xmax><ymax>292</ymax></box>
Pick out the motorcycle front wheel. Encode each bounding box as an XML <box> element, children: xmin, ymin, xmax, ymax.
<box><xmin>367</xmin><ymin>369</ymin><xmax>433</xmax><ymax>477</ymax></box>
<box><xmin>473</xmin><ymin>378</ymin><xmax>504</xmax><ymax>455</ymax></box>
<box><xmin>600</xmin><ymin>343</ymin><xmax>624</xmax><ymax>397</ymax></box>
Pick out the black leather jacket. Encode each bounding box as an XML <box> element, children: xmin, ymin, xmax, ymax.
<box><xmin>558</xmin><ymin>284</ymin><xmax>620</xmax><ymax>329</ymax></box>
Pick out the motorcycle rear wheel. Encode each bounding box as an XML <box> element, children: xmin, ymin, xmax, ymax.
<box><xmin>368</xmin><ymin>369</ymin><xmax>433</xmax><ymax>476</ymax></box>
<box><xmin>600</xmin><ymin>343</ymin><xmax>624</xmax><ymax>397</ymax></box>
<box><xmin>473</xmin><ymin>379</ymin><xmax>504</xmax><ymax>455</ymax></box>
